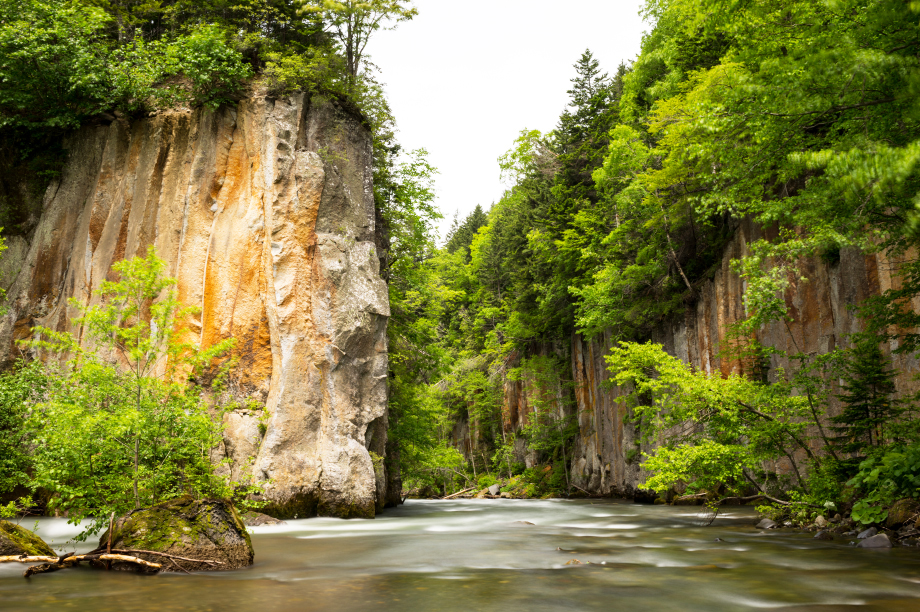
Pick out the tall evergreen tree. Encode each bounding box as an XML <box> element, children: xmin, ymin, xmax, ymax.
<box><xmin>832</xmin><ymin>338</ymin><xmax>902</xmax><ymax>456</ymax></box>
<box><xmin>445</xmin><ymin>204</ymin><xmax>488</xmax><ymax>260</ymax></box>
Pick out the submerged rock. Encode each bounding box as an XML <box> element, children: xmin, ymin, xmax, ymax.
<box><xmin>100</xmin><ymin>497</ymin><xmax>253</xmax><ymax>572</ymax></box>
<box><xmin>564</xmin><ymin>559</ymin><xmax>583</xmax><ymax>565</ymax></box>
<box><xmin>756</xmin><ymin>519</ymin><xmax>778</xmax><ymax>529</ymax></box>
<box><xmin>857</xmin><ymin>533</ymin><xmax>892</xmax><ymax>549</ymax></box>
<box><xmin>857</xmin><ymin>527</ymin><xmax>878</xmax><ymax>539</ymax></box>
<box><xmin>0</xmin><ymin>520</ymin><xmax>54</xmax><ymax>556</ymax></box>
<box><xmin>814</xmin><ymin>530</ymin><xmax>834</xmax><ymax>541</ymax></box>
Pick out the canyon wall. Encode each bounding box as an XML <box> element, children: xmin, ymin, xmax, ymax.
<box><xmin>498</xmin><ymin>218</ymin><xmax>920</xmax><ymax>496</ymax></box>
<box><xmin>0</xmin><ymin>94</ymin><xmax>395</xmax><ymax>518</ymax></box>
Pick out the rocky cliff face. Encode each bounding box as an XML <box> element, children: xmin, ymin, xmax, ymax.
<box><xmin>494</xmin><ymin>218</ymin><xmax>920</xmax><ymax>497</ymax></box>
<box><xmin>0</xmin><ymin>94</ymin><xmax>394</xmax><ymax>518</ymax></box>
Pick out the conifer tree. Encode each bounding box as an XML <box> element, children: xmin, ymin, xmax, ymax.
<box><xmin>832</xmin><ymin>337</ymin><xmax>901</xmax><ymax>456</ymax></box>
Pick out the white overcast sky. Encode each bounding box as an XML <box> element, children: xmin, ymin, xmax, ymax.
<box><xmin>370</xmin><ymin>0</ymin><xmax>648</xmax><ymax>239</ymax></box>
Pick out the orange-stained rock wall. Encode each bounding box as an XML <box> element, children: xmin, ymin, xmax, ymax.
<box><xmin>565</xmin><ymin>218</ymin><xmax>920</xmax><ymax>496</ymax></box>
<box><xmin>0</xmin><ymin>95</ymin><xmax>394</xmax><ymax>518</ymax></box>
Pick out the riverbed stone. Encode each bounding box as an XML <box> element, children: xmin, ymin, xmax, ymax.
<box><xmin>857</xmin><ymin>527</ymin><xmax>878</xmax><ymax>539</ymax></box>
<box><xmin>814</xmin><ymin>530</ymin><xmax>834</xmax><ymax>540</ymax></box>
<box><xmin>857</xmin><ymin>533</ymin><xmax>892</xmax><ymax>548</ymax></box>
<box><xmin>814</xmin><ymin>515</ymin><xmax>828</xmax><ymax>528</ymax></box>
<box><xmin>100</xmin><ymin>497</ymin><xmax>253</xmax><ymax>572</ymax></box>
<box><xmin>0</xmin><ymin>520</ymin><xmax>54</xmax><ymax>556</ymax></box>
<box><xmin>488</xmin><ymin>484</ymin><xmax>501</xmax><ymax>496</ymax></box>
<box><xmin>756</xmin><ymin>519</ymin><xmax>778</xmax><ymax>529</ymax></box>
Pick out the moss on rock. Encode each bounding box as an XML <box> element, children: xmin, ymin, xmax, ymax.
<box><xmin>886</xmin><ymin>498</ymin><xmax>920</xmax><ymax>529</ymax></box>
<box><xmin>99</xmin><ymin>497</ymin><xmax>253</xmax><ymax>572</ymax></box>
<box><xmin>0</xmin><ymin>519</ymin><xmax>55</xmax><ymax>556</ymax></box>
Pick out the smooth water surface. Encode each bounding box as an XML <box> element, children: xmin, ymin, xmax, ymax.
<box><xmin>2</xmin><ymin>499</ymin><xmax>920</xmax><ymax>611</ymax></box>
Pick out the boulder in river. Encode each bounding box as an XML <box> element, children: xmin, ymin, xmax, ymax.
<box><xmin>857</xmin><ymin>526</ymin><xmax>878</xmax><ymax>539</ymax></box>
<box><xmin>814</xmin><ymin>530</ymin><xmax>834</xmax><ymax>541</ymax></box>
<box><xmin>100</xmin><ymin>497</ymin><xmax>254</xmax><ymax>572</ymax></box>
<box><xmin>885</xmin><ymin>499</ymin><xmax>920</xmax><ymax>529</ymax></box>
<box><xmin>856</xmin><ymin>533</ymin><xmax>892</xmax><ymax>549</ymax></box>
<box><xmin>756</xmin><ymin>519</ymin><xmax>778</xmax><ymax>529</ymax></box>
<box><xmin>240</xmin><ymin>511</ymin><xmax>287</xmax><ymax>527</ymax></box>
<box><xmin>0</xmin><ymin>520</ymin><xmax>54</xmax><ymax>556</ymax></box>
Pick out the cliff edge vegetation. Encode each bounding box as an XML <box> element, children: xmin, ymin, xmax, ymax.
<box><xmin>391</xmin><ymin>0</ymin><xmax>920</xmax><ymax>536</ymax></box>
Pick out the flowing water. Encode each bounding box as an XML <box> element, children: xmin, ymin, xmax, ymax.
<box><xmin>2</xmin><ymin>499</ymin><xmax>920</xmax><ymax>611</ymax></box>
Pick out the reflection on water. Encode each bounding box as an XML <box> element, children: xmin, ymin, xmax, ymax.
<box><xmin>2</xmin><ymin>499</ymin><xmax>919</xmax><ymax>611</ymax></box>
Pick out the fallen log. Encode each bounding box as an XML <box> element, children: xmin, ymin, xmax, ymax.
<box><xmin>442</xmin><ymin>487</ymin><xmax>476</xmax><ymax>500</ymax></box>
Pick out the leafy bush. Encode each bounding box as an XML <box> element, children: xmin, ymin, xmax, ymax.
<box><xmin>263</xmin><ymin>50</ymin><xmax>344</xmax><ymax>97</ymax></box>
<box><xmin>165</xmin><ymin>27</ymin><xmax>253</xmax><ymax>108</ymax></box>
<box><xmin>477</xmin><ymin>474</ymin><xmax>497</xmax><ymax>489</ymax></box>
<box><xmin>847</xmin><ymin>444</ymin><xmax>920</xmax><ymax>525</ymax></box>
<box><xmin>0</xmin><ymin>361</ymin><xmax>46</xmax><ymax>497</ymax></box>
<box><xmin>0</xmin><ymin>0</ymin><xmax>112</xmax><ymax>130</ymax></box>
<box><xmin>25</xmin><ymin>248</ymin><xmax>243</xmax><ymax>537</ymax></box>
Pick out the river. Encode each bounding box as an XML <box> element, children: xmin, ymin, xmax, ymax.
<box><xmin>2</xmin><ymin>499</ymin><xmax>919</xmax><ymax>611</ymax></box>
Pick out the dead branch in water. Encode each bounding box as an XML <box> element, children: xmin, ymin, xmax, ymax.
<box><xmin>2</xmin><ymin>552</ymin><xmax>162</xmax><ymax>577</ymax></box>
<box><xmin>2</xmin><ymin>548</ymin><xmax>225</xmax><ymax>577</ymax></box>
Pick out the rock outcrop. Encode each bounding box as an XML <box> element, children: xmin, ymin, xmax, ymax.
<box><xmin>563</xmin><ymin>218</ymin><xmax>920</xmax><ymax>496</ymax></box>
<box><xmin>0</xmin><ymin>520</ymin><xmax>55</xmax><ymax>556</ymax></box>
<box><xmin>100</xmin><ymin>497</ymin><xmax>252</xmax><ymax>571</ymax></box>
<box><xmin>0</xmin><ymin>94</ymin><xmax>393</xmax><ymax>518</ymax></box>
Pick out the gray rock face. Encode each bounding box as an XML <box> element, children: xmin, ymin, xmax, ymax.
<box><xmin>858</xmin><ymin>527</ymin><xmax>878</xmax><ymax>539</ymax></box>
<box><xmin>101</xmin><ymin>497</ymin><xmax>253</xmax><ymax>572</ymax></box>
<box><xmin>0</xmin><ymin>95</ymin><xmax>392</xmax><ymax>519</ymax></box>
<box><xmin>857</xmin><ymin>533</ymin><xmax>892</xmax><ymax>548</ymax></box>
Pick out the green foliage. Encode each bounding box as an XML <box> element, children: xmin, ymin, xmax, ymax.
<box><xmin>831</xmin><ymin>337</ymin><xmax>902</xmax><ymax>456</ymax></box>
<box><xmin>476</xmin><ymin>474</ymin><xmax>497</xmax><ymax>490</ymax></box>
<box><xmin>25</xmin><ymin>249</ymin><xmax>240</xmax><ymax>537</ymax></box>
<box><xmin>848</xmin><ymin>444</ymin><xmax>920</xmax><ymax>525</ymax></box>
<box><xmin>0</xmin><ymin>0</ymin><xmax>113</xmax><ymax>130</ymax></box>
<box><xmin>297</xmin><ymin>0</ymin><xmax>417</xmax><ymax>82</ymax></box>
<box><xmin>0</xmin><ymin>361</ymin><xmax>47</xmax><ymax>497</ymax></box>
<box><xmin>606</xmin><ymin>341</ymin><xmax>817</xmax><ymax>496</ymax></box>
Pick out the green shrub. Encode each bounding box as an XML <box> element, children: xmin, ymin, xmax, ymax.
<box><xmin>263</xmin><ymin>50</ymin><xmax>344</xmax><ymax>97</ymax></box>
<box><xmin>847</xmin><ymin>443</ymin><xmax>920</xmax><ymax>525</ymax></box>
<box><xmin>165</xmin><ymin>27</ymin><xmax>252</xmax><ymax>108</ymax></box>
<box><xmin>477</xmin><ymin>474</ymin><xmax>497</xmax><ymax>489</ymax></box>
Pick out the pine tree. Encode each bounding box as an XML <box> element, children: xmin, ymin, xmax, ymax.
<box><xmin>832</xmin><ymin>337</ymin><xmax>901</xmax><ymax>456</ymax></box>
<box><xmin>445</xmin><ymin>204</ymin><xmax>488</xmax><ymax>260</ymax></box>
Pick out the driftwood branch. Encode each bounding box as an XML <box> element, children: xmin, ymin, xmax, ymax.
<box><xmin>3</xmin><ymin>552</ymin><xmax>163</xmax><ymax>578</ymax></box>
<box><xmin>105</xmin><ymin>549</ymin><xmax>225</xmax><ymax>566</ymax></box>
<box><xmin>442</xmin><ymin>487</ymin><xmax>475</xmax><ymax>500</ymax></box>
